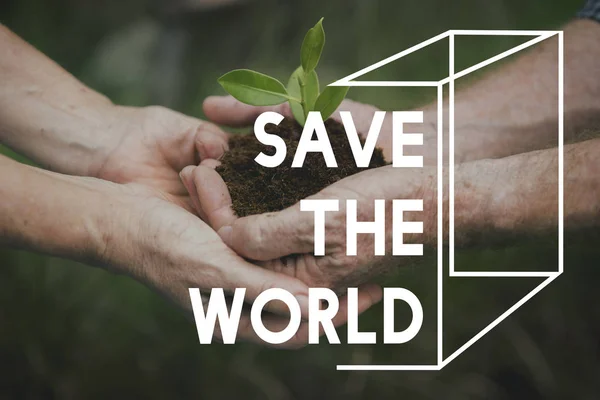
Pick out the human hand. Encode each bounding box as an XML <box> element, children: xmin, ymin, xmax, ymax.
<box><xmin>89</xmin><ymin>180</ymin><xmax>382</xmax><ymax>348</ymax></box>
<box><xmin>91</xmin><ymin>105</ymin><xmax>229</xmax><ymax>211</ymax></box>
<box><xmin>85</xmin><ymin>106</ymin><xmax>385</xmax><ymax>346</ymax></box>
<box><xmin>0</xmin><ymin>23</ymin><xmax>385</xmax><ymax>348</ymax></box>
<box><xmin>181</xmin><ymin>162</ymin><xmax>436</xmax><ymax>292</ymax></box>
<box><xmin>1</xmin><ymin>24</ymin><xmax>228</xmax><ymax>210</ymax></box>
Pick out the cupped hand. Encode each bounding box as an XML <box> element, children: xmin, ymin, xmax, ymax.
<box><xmin>92</xmin><ymin>105</ymin><xmax>229</xmax><ymax>211</ymax></box>
<box><xmin>80</xmin><ymin>104</ymin><xmax>384</xmax><ymax>347</ymax></box>
<box><xmin>103</xmin><ymin>182</ymin><xmax>382</xmax><ymax>348</ymax></box>
<box><xmin>181</xmin><ymin>162</ymin><xmax>435</xmax><ymax>293</ymax></box>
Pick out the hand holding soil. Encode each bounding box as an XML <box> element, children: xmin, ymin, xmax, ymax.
<box><xmin>181</xmin><ymin>151</ymin><xmax>434</xmax><ymax>293</ymax></box>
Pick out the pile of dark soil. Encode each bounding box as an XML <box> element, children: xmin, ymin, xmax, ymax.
<box><xmin>216</xmin><ymin>117</ymin><xmax>387</xmax><ymax>217</ymax></box>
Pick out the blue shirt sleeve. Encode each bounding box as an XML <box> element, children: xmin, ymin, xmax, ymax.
<box><xmin>577</xmin><ymin>0</ymin><xmax>600</xmax><ymax>22</ymax></box>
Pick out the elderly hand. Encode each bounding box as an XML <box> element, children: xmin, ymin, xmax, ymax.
<box><xmin>1</xmin><ymin>153</ymin><xmax>384</xmax><ymax>348</ymax></box>
<box><xmin>87</xmin><ymin>106</ymin><xmax>386</xmax><ymax>346</ymax></box>
<box><xmin>100</xmin><ymin>180</ymin><xmax>384</xmax><ymax>348</ymax></box>
<box><xmin>0</xmin><ymin>23</ymin><xmax>382</xmax><ymax>348</ymax></box>
<box><xmin>90</xmin><ymin>105</ymin><xmax>229</xmax><ymax>211</ymax></box>
<box><xmin>181</xmin><ymin>162</ymin><xmax>436</xmax><ymax>293</ymax></box>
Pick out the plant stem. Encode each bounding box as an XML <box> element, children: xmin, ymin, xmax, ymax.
<box><xmin>299</xmin><ymin>74</ymin><xmax>310</xmax><ymax>117</ymax></box>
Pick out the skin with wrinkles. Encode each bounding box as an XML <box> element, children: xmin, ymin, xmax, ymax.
<box><xmin>185</xmin><ymin>20</ymin><xmax>600</xmax><ymax>294</ymax></box>
<box><xmin>0</xmin><ymin>24</ymin><xmax>384</xmax><ymax>348</ymax></box>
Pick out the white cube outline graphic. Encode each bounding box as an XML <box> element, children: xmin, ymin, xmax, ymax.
<box><xmin>330</xmin><ymin>30</ymin><xmax>564</xmax><ymax>371</ymax></box>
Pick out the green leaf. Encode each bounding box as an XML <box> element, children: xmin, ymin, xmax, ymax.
<box><xmin>287</xmin><ymin>67</ymin><xmax>320</xmax><ymax>125</ymax></box>
<box><xmin>287</xmin><ymin>68</ymin><xmax>306</xmax><ymax>125</ymax></box>
<box><xmin>313</xmin><ymin>85</ymin><xmax>349</xmax><ymax>120</ymax></box>
<box><xmin>300</xmin><ymin>18</ymin><xmax>325</xmax><ymax>73</ymax></box>
<box><xmin>218</xmin><ymin>69</ymin><xmax>291</xmax><ymax>106</ymax></box>
<box><xmin>302</xmin><ymin>69</ymin><xmax>320</xmax><ymax>111</ymax></box>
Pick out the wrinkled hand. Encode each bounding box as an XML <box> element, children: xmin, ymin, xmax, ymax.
<box><xmin>102</xmin><ymin>181</ymin><xmax>380</xmax><ymax>348</ymax></box>
<box><xmin>83</xmin><ymin>104</ymin><xmax>382</xmax><ymax>347</ymax></box>
<box><xmin>92</xmin><ymin>105</ymin><xmax>229</xmax><ymax>211</ymax></box>
<box><xmin>181</xmin><ymin>162</ymin><xmax>435</xmax><ymax>293</ymax></box>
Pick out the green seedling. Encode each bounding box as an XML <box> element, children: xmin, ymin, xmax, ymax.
<box><xmin>217</xmin><ymin>18</ymin><xmax>348</xmax><ymax>126</ymax></box>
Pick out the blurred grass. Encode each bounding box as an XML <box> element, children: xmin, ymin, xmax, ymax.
<box><xmin>1</xmin><ymin>0</ymin><xmax>599</xmax><ymax>399</ymax></box>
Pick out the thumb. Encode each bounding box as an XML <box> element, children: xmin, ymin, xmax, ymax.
<box><xmin>203</xmin><ymin>95</ymin><xmax>292</xmax><ymax>127</ymax></box>
<box><xmin>219</xmin><ymin>205</ymin><xmax>316</xmax><ymax>261</ymax></box>
<box><xmin>187</xmin><ymin>165</ymin><xmax>315</xmax><ymax>260</ymax></box>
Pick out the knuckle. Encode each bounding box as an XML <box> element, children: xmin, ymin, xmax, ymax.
<box><xmin>198</xmin><ymin>122</ymin><xmax>226</xmax><ymax>139</ymax></box>
<box><xmin>324</xmin><ymin>211</ymin><xmax>346</xmax><ymax>249</ymax></box>
<box><xmin>294</xmin><ymin>215</ymin><xmax>315</xmax><ymax>248</ymax></box>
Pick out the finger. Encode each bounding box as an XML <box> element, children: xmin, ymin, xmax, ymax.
<box><xmin>219</xmin><ymin>204</ymin><xmax>316</xmax><ymax>261</ymax></box>
<box><xmin>180</xmin><ymin>165</ymin><xmax>208</xmax><ymax>221</ymax></box>
<box><xmin>191</xmin><ymin>165</ymin><xmax>236</xmax><ymax>230</ymax></box>
<box><xmin>203</xmin><ymin>95</ymin><xmax>292</xmax><ymax>127</ymax></box>
<box><xmin>220</xmin><ymin>253</ymin><xmax>311</xmax><ymax>319</ymax></box>
<box><xmin>199</xmin><ymin>121</ymin><xmax>229</xmax><ymax>141</ymax></box>
<box><xmin>194</xmin><ymin>128</ymin><xmax>228</xmax><ymax>161</ymax></box>
<box><xmin>318</xmin><ymin>284</ymin><xmax>383</xmax><ymax>329</ymax></box>
<box><xmin>199</xmin><ymin>159</ymin><xmax>221</xmax><ymax>169</ymax></box>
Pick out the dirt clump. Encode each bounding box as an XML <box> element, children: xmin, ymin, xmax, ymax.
<box><xmin>216</xmin><ymin>117</ymin><xmax>387</xmax><ymax>217</ymax></box>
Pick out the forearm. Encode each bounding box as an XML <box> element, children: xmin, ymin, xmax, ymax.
<box><xmin>415</xmin><ymin>19</ymin><xmax>600</xmax><ymax>165</ymax></box>
<box><xmin>0</xmin><ymin>154</ymin><xmax>115</xmax><ymax>263</ymax></box>
<box><xmin>448</xmin><ymin>138</ymin><xmax>600</xmax><ymax>246</ymax></box>
<box><xmin>0</xmin><ymin>24</ymin><xmax>118</xmax><ymax>176</ymax></box>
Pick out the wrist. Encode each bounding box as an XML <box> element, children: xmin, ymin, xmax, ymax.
<box><xmin>47</xmin><ymin>173</ymin><xmax>133</xmax><ymax>266</ymax></box>
<box><xmin>0</xmin><ymin>77</ymin><xmax>121</xmax><ymax>177</ymax></box>
<box><xmin>79</xmin><ymin>103</ymin><xmax>129</xmax><ymax>179</ymax></box>
<box><xmin>87</xmin><ymin>181</ymin><xmax>149</xmax><ymax>276</ymax></box>
<box><xmin>0</xmin><ymin>157</ymin><xmax>130</xmax><ymax>265</ymax></box>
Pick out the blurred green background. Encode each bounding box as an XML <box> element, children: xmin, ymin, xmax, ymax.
<box><xmin>2</xmin><ymin>0</ymin><xmax>600</xmax><ymax>399</ymax></box>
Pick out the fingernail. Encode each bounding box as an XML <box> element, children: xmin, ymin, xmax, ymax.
<box><xmin>200</xmin><ymin>159</ymin><xmax>221</xmax><ymax>170</ymax></box>
<box><xmin>218</xmin><ymin>226</ymin><xmax>233</xmax><ymax>246</ymax></box>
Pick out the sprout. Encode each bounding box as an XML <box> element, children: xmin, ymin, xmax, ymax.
<box><xmin>217</xmin><ymin>18</ymin><xmax>348</xmax><ymax>126</ymax></box>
